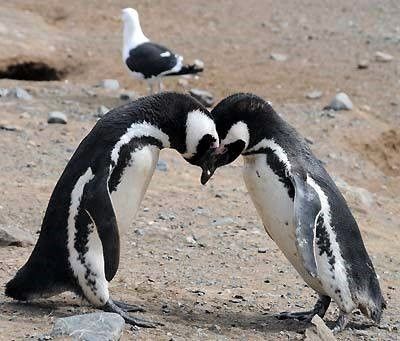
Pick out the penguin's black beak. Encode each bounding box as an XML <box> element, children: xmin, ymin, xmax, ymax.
<box><xmin>200</xmin><ymin>146</ymin><xmax>227</xmax><ymax>185</ymax></box>
<box><xmin>200</xmin><ymin>140</ymin><xmax>246</xmax><ymax>185</ymax></box>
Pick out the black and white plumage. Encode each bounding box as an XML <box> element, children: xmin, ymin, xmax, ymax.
<box><xmin>5</xmin><ymin>93</ymin><xmax>219</xmax><ymax>327</ymax></box>
<box><xmin>122</xmin><ymin>8</ymin><xmax>203</xmax><ymax>94</ymax></box>
<box><xmin>201</xmin><ymin>93</ymin><xmax>386</xmax><ymax>332</ymax></box>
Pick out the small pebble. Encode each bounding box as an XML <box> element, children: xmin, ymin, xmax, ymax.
<box><xmin>325</xmin><ymin>92</ymin><xmax>353</xmax><ymax>111</ymax></box>
<box><xmin>96</xmin><ymin>105</ymin><xmax>109</xmax><ymax>118</ymax></box>
<box><xmin>270</xmin><ymin>53</ymin><xmax>288</xmax><ymax>62</ymax></box>
<box><xmin>357</xmin><ymin>59</ymin><xmax>369</xmax><ymax>69</ymax></box>
<box><xmin>375</xmin><ymin>51</ymin><xmax>394</xmax><ymax>63</ymax></box>
<box><xmin>305</xmin><ymin>90</ymin><xmax>323</xmax><ymax>100</ymax></box>
<box><xmin>47</xmin><ymin>111</ymin><xmax>68</xmax><ymax>124</ymax></box>
<box><xmin>100</xmin><ymin>79</ymin><xmax>120</xmax><ymax>90</ymax></box>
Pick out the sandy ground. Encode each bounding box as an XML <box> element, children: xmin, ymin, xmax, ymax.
<box><xmin>0</xmin><ymin>1</ymin><xmax>399</xmax><ymax>340</ymax></box>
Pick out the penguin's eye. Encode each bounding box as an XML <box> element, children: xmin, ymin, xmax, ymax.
<box><xmin>185</xmin><ymin>134</ymin><xmax>216</xmax><ymax>165</ymax></box>
<box><xmin>196</xmin><ymin>134</ymin><xmax>217</xmax><ymax>157</ymax></box>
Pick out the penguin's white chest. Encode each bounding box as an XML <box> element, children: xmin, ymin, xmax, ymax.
<box><xmin>110</xmin><ymin>145</ymin><xmax>159</xmax><ymax>233</ymax></box>
<box><xmin>242</xmin><ymin>154</ymin><xmax>323</xmax><ymax>291</ymax></box>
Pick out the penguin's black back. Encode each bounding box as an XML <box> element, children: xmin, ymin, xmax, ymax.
<box><xmin>6</xmin><ymin>93</ymin><xmax>207</xmax><ymax>300</ymax></box>
<box><xmin>212</xmin><ymin>93</ymin><xmax>385</xmax><ymax>318</ymax></box>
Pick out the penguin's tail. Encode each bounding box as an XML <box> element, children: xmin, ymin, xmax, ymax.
<box><xmin>6</xmin><ymin>251</ymin><xmax>68</xmax><ymax>301</ymax></box>
<box><xmin>165</xmin><ymin>64</ymin><xmax>203</xmax><ymax>77</ymax></box>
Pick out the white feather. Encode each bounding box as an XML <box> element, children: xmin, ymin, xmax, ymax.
<box><xmin>182</xmin><ymin>110</ymin><xmax>218</xmax><ymax>158</ymax></box>
<box><xmin>111</xmin><ymin>146</ymin><xmax>159</xmax><ymax>233</ymax></box>
<box><xmin>67</xmin><ymin>168</ymin><xmax>109</xmax><ymax>306</ymax></box>
<box><xmin>246</xmin><ymin>138</ymin><xmax>292</xmax><ymax>172</ymax></box>
<box><xmin>306</xmin><ymin>175</ymin><xmax>355</xmax><ymax>312</ymax></box>
<box><xmin>111</xmin><ymin>122</ymin><xmax>170</xmax><ymax>164</ymax></box>
<box><xmin>221</xmin><ymin>121</ymin><xmax>250</xmax><ymax>149</ymax></box>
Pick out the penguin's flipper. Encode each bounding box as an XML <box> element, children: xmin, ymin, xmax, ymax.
<box><xmin>84</xmin><ymin>176</ymin><xmax>120</xmax><ymax>282</ymax></box>
<box><xmin>292</xmin><ymin>173</ymin><xmax>321</xmax><ymax>277</ymax></box>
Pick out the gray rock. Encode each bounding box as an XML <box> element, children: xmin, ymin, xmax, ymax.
<box><xmin>0</xmin><ymin>224</ymin><xmax>35</xmax><ymax>247</ymax></box>
<box><xmin>158</xmin><ymin>212</ymin><xmax>175</xmax><ymax>221</ymax></box>
<box><xmin>9</xmin><ymin>87</ymin><xmax>32</xmax><ymax>100</ymax></box>
<box><xmin>211</xmin><ymin>217</ymin><xmax>235</xmax><ymax>226</ymax></box>
<box><xmin>48</xmin><ymin>111</ymin><xmax>68</xmax><ymax>124</ymax></box>
<box><xmin>51</xmin><ymin>312</ymin><xmax>125</xmax><ymax>341</ymax></box>
<box><xmin>156</xmin><ymin>159</ymin><xmax>168</xmax><ymax>172</ymax></box>
<box><xmin>355</xmin><ymin>330</ymin><xmax>370</xmax><ymax>337</ymax></box>
<box><xmin>375</xmin><ymin>51</ymin><xmax>394</xmax><ymax>63</ymax></box>
<box><xmin>189</xmin><ymin>88</ymin><xmax>214</xmax><ymax>107</ymax></box>
<box><xmin>19</xmin><ymin>112</ymin><xmax>31</xmax><ymax>119</ymax></box>
<box><xmin>270</xmin><ymin>53</ymin><xmax>288</xmax><ymax>62</ymax></box>
<box><xmin>100</xmin><ymin>79</ymin><xmax>120</xmax><ymax>90</ymax></box>
<box><xmin>306</xmin><ymin>90</ymin><xmax>323</xmax><ymax>100</ymax></box>
<box><xmin>186</xmin><ymin>235</ymin><xmax>197</xmax><ymax>245</ymax></box>
<box><xmin>96</xmin><ymin>105</ymin><xmax>109</xmax><ymax>118</ymax></box>
<box><xmin>357</xmin><ymin>59</ymin><xmax>369</xmax><ymax>69</ymax></box>
<box><xmin>304</xmin><ymin>315</ymin><xmax>336</xmax><ymax>341</ymax></box>
<box><xmin>325</xmin><ymin>92</ymin><xmax>353</xmax><ymax>111</ymax></box>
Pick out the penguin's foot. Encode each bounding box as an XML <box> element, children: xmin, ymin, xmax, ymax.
<box><xmin>103</xmin><ymin>298</ymin><xmax>162</xmax><ymax>328</ymax></box>
<box><xmin>276</xmin><ymin>310</ymin><xmax>316</xmax><ymax>322</ymax></box>
<box><xmin>276</xmin><ymin>295</ymin><xmax>331</xmax><ymax>322</ymax></box>
<box><xmin>332</xmin><ymin>312</ymin><xmax>349</xmax><ymax>333</ymax></box>
<box><xmin>113</xmin><ymin>300</ymin><xmax>145</xmax><ymax>312</ymax></box>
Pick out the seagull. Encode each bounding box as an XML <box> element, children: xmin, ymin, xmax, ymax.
<box><xmin>121</xmin><ymin>8</ymin><xmax>203</xmax><ymax>94</ymax></box>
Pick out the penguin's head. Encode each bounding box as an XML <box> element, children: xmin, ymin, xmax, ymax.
<box><xmin>181</xmin><ymin>109</ymin><xmax>221</xmax><ymax>174</ymax></box>
<box><xmin>200</xmin><ymin>93</ymin><xmax>268</xmax><ymax>185</ymax></box>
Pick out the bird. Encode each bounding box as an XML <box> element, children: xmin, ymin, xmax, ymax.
<box><xmin>200</xmin><ymin>93</ymin><xmax>386</xmax><ymax>332</ymax></box>
<box><xmin>121</xmin><ymin>8</ymin><xmax>203</xmax><ymax>94</ymax></box>
<box><xmin>5</xmin><ymin>92</ymin><xmax>219</xmax><ymax>327</ymax></box>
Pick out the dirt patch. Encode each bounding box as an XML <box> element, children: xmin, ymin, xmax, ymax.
<box><xmin>359</xmin><ymin>130</ymin><xmax>400</xmax><ymax>176</ymax></box>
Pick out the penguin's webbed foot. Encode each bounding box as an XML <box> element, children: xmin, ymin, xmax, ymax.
<box><xmin>103</xmin><ymin>298</ymin><xmax>163</xmax><ymax>328</ymax></box>
<box><xmin>113</xmin><ymin>300</ymin><xmax>145</xmax><ymax>312</ymax></box>
<box><xmin>276</xmin><ymin>310</ymin><xmax>316</xmax><ymax>322</ymax></box>
<box><xmin>331</xmin><ymin>311</ymin><xmax>349</xmax><ymax>333</ymax></box>
<box><xmin>276</xmin><ymin>295</ymin><xmax>331</xmax><ymax>323</ymax></box>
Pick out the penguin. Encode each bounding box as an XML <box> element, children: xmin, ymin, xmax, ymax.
<box><xmin>122</xmin><ymin>8</ymin><xmax>203</xmax><ymax>94</ymax></box>
<box><xmin>6</xmin><ymin>92</ymin><xmax>219</xmax><ymax>327</ymax></box>
<box><xmin>200</xmin><ymin>93</ymin><xmax>386</xmax><ymax>332</ymax></box>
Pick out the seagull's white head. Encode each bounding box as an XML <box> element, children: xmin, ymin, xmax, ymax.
<box><xmin>121</xmin><ymin>8</ymin><xmax>139</xmax><ymax>22</ymax></box>
<box><xmin>121</xmin><ymin>7</ymin><xmax>149</xmax><ymax>52</ymax></box>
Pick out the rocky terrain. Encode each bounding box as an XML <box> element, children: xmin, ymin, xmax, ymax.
<box><xmin>0</xmin><ymin>1</ymin><xmax>399</xmax><ymax>340</ymax></box>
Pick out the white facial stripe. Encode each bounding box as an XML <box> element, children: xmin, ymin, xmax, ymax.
<box><xmin>247</xmin><ymin>138</ymin><xmax>292</xmax><ymax>172</ymax></box>
<box><xmin>221</xmin><ymin>121</ymin><xmax>250</xmax><ymax>149</ymax></box>
<box><xmin>160</xmin><ymin>51</ymin><xmax>171</xmax><ymax>57</ymax></box>
<box><xmin>111</xmin><ymin>122</ymin><xmax>170</xmax><ymax>164</ymax></box>
<box><xmin>306</xmin><ymin>175</ymin><xmax>354</xmax><ymax>311</ymax></box>
<box><xmin>182</xmin><ymin>109</ymin><xmax>218</xmax><ymax>158</ymax></box>
<box><xmin>67</xmin><ymin>168</ymin><xmax>109</xmax><ymax>306</ymax></box>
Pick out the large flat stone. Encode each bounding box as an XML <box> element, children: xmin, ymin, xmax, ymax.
<box><xmin>0</xmin><ymin>224</ymin><xmax>35</xmax><ymax>247</ymax></box>
<box><xmin>51</xmin><ymin>312</ymin><xmax>125</xmax><ymax>341</ymax></box>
